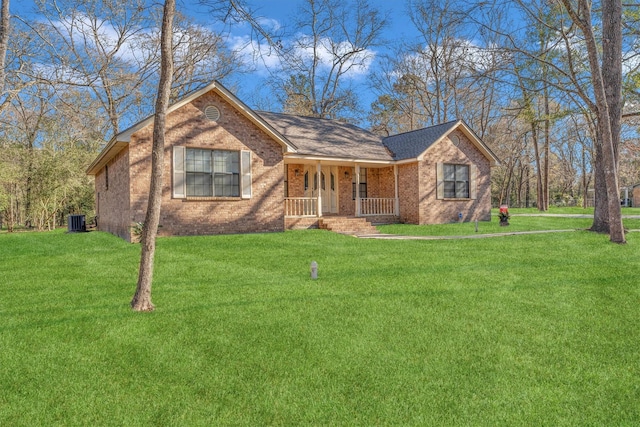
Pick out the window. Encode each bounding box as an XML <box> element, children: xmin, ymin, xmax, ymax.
<box><xmin>352</xmin><ymin>167</ymin><xmax>367</xmax><ymax>199</ymax></box>
<box><xmin>436</xmin><ymin>163</ymin><xmax>477</xmax><ymax>200</ymax></box>
<box><xmin>185</xmin><ymin>149</ymin><xmax>239</xmax><ymax>197</ymax></box>
<box><xmin>443</xmin><ymin>164</ymin><xmax>469</xmax><ymax>198</ymax></box>
<box><xmin>173</xmin><ymin>147</ymin><xmax>251</xmax><ymax>199</ymax></box>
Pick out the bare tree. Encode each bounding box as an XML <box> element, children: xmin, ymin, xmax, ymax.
<box><xmin>560</xmin><ymin>0</ymin><xmax>625</xmax><ymax>243</ymax></box>
<box><xmin>28</xmin><ymin>0</ymin><xmax>159</xmax><ymax>137</ymax></box>
<box><xmin>370</xmin><ymin>0</ymin><xmax>507</xmax><ymax>136</ymax></box>
<box><xmin>131</xmin><ymin>0</ymin><xmax>175</xmax><ymax>312</ymax></box>
<box><xmin>472</xmin><ymin>0</ymin><xmax>625</xmax><ymax>241</ymax></box>
<box><xmin>269</xmin><ymin>0</ymin><xmax>388</xmax><ymax>120</ymax></box>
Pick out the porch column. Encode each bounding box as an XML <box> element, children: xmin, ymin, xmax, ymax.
<box><xmin>355</xmin><ymin>164</ymin><xmax>361</xmax><ymax>217</ymax></box>
<box><xmin>394</xmin><ymin>164</ymin><xmax>400</xmax><ymax>216</ymax></box>
<box><xmin>316</xmin><ymin>161</ymin><xmax>322</xmax><ymax>217</ymax></box>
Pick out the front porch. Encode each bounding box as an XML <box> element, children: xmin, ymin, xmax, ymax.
<box><xmin>283</xmin><ymin>161</ymin><xmax>400</xmax><ymax>230</ymax></box>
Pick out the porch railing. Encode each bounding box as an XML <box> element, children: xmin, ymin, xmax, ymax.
<box><xmin>360</xmin><ymin>198</ymin><xmax>396</xmax><ymax>216</ymax></box>
<box><xmin>284</xmin><ymin>197</ymin><xmax>317</xmax><ymax>217</ymax></box>
<box><xmin>285</xmin><ymin>197</ymin><xmax>397</xmax><ymax>217</ymax></box>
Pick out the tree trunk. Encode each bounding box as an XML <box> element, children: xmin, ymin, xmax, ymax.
<box><xmin>581</xmin><ymin>142</ymin><xmax>589</xmax><ymax>209</ymax></box>
<box><xmin>530</xmin><ymin>122</ymin><xmax>544</xmax><ymax>210</ymax></box>
<box><xmin>543</xmin><ymin>89</ymin><xmax>550</xmax><ymax>210</ymax></box>
<box><xmin>131</xmin><ymin>0</ymin><xmax>175</xmax><ymax>311</ymax></box>
<box><xmin>560</xmin><ymin>0</ymin><xmax>624</xmax><ymax>243</ymax></box>
<box><xmin>591</xmin><ymin>138</ymin><xmax>609</xmax><ymax>231</ymax></box>
<box><xmin>0</xmin><ymin>0</ymin><xmax>9</xmax><ymax>92</ymax></box>
<box><xmin>572</xmin><ymin>0</ymin><xmax>624</xmax><ymax>243</ymax></box>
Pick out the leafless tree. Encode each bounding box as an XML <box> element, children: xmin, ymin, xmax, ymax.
<box><xmin>27</xmin><ymin>0</ymin><xmax>158</xmax><ymax>137</ymax></box>
<box><xmin>560</xmin><ymin>0</ymin><xmax>625</xmax><ymax>243</ymax></box>
<box><xmin>268</xmin><ymin>0</ymin><xmax>388</xmax><ymax>120</ymax></box>
<box><xmin>370</xmin><ymin>0</ymin><xmax>507</xmax><ymax>136</ymax></box>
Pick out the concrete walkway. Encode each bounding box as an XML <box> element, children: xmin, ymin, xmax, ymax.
<box><xmin>357</xmin><ymin>229</ymin><xmax>579</xmax><ymax>240</ymax></box>
<box><xmin>511</xmin><ymin>213</ymin><xmax>640</xmax><ymax>219</ymax></box>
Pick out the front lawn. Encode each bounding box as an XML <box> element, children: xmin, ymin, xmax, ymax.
<box><xmin>378</xmin><ymin>210</ymin><xmax>640</xmax><ymax>236</ymax></box>
<box><xmin>1</xmin><ymin>228</ymin><xmax>639</xmax><ymax>425</ymax></box>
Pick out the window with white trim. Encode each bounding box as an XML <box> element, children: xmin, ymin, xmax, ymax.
<box><xmin>173</xmin><ymin>147</ymin><xmax>251</xmax><ymax>199</ymax></box>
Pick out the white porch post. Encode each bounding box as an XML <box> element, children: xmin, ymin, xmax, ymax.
<box><xmin>316</xmin><ymin>162</ymin><xmax>322</xmax><ymax>217</ymax></box>
<box><xmin>394</xmin><ymin>164</ymin><xmax>399</xmax><ymax>216</ymax></box>
<box><xmin>355</xmin><ymin>164</ymin><xmax>361</xmax><ymax>217</ymax></box>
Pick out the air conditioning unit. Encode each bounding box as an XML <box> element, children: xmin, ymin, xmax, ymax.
<box><xmin>67</xmin><ymin>214</ymin><xmax>86</xmax><ymax>232</ymax></box>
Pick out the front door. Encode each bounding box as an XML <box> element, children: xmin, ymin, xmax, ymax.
<box><xmin>304</xmin><ymin>165</ymin><xmax>338</xmax><ymax>214</ymax></box>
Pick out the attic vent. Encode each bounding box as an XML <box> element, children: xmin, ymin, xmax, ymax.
<box><xmin>204</xmin><ymin>105</ymin><xmax>220</xmax><ymax>122</ymax></box>
<box><xmin>450</xmin><ymin>135</ymin><xmax>460</xmax><ymax>146</ymax></box>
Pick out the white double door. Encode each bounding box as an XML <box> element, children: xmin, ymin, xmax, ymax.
<box><xmin>304</xmin><ymin>165</ymin><xmax>338</xmax><ymax>214</ymax></box>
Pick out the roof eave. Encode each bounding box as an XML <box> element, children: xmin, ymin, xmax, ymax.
<box><xmin>86</xmin><ymin>138</ymin><xmax>128</xmax><ymax>175</ymax></box>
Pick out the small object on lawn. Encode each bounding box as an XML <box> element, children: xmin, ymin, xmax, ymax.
<box><xmin>475</xmin><ymin>219</ymin><xmax>478</xmax><ymax>232</ymax></box>
<box><xmin>458</xmin><ymin>212</ymin><xmax>463</xmax><ymax>222</ymax></box>
<box><xmin>499</xmin><ymin>205</ymin><xmax>510</xmax><ymax>226</ymax></box>
<box><xmin>310</xmin><ymin>261</ymin><xmax>318</xmax><ymax>280</ymax></box>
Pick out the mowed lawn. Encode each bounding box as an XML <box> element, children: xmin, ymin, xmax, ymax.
<box><xmin>1</xmin><ymin>219</ymin><xmax>639</xmax><ymax>425</ymax></box>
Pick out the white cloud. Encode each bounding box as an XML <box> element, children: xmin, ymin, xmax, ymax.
<box><xmin>227</xmin><ymin>34</ymin><xmax>283</xmax><ymax>74</ymax></box>
<box><xmin>256</xmin><ymin>17</ymin><xmax>282</xmax><ymax>33</ymax></box>
<box><xmin>227</xmin><ymin>31</ymin><xmax>376</xmax><ymax>79</ymax></box>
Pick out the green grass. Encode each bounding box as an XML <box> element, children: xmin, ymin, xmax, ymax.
<box><xmin>1</xmin><ymin>227</ymin><xmax>640</xmax><ymax>425</ymax></box>
<box><xmin>377</xmin><ymin>209</ymin><xmax>640</xmax><ymax>236</ymax></box>
<box><xmin>490</xmin><ymin>206</ymin><xmax>640</xmax><ymax>215</ymax></box>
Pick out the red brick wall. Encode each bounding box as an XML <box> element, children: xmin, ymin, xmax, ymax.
<box><xmin>417</xmin><ymin>130</ymin><xmax>492</xmax><ymax>224</ymax></box>
<box><xmin>398</xmin><ymin>163</ymin><xmax>420</xmax><ymax>224</ymax></box>
<box><xmin>95</xmin><ymin>147</ymin><xmax>132</xmax><ymax>240</ymax></box>
<box><xmin>107</xmin><ymin>90</ymin><xmax>285</xmax><ymax>241</ymax></box>
<box><xmin>367</xmin><ymin>166</ymin><xmax>395</xmax><ymax>198</ymax></box>
<box><xmin>338</xmin><ymin>166</ymin><xmax>355</xmax><ymax>215</ymax></box>
<box><xmin>395</xmin><ymin>130</ymin><xmax>492</xmax><ymax>225</ymax></box>
<box><xmin>286</xmin><ymin>164</ymin><xmax>305</xmax><ymax>197</ymax></box>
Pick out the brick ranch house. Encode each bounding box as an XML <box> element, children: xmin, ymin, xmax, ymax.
<box><xmin>86</xmin><ymin>81</ymin><xmax>499</xmax><ymax>242</ymax></box>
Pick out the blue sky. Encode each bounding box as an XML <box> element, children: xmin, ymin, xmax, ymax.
<box><xmin>192</xmin><ymin>0</ymin><xmax>423</xmax><ymax>111</ymax></box>
<box><xmin>11</xmin><ymin>0</ymin><xmax>422</xmax><ymax>114</ymax></box>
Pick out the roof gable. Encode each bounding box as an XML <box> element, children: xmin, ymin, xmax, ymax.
<box><xmin>383</xmin><ymin>119</ymin><xmax>499</xmax><ymax>165</ymax></box>
<box><xmin>86</xmin><ymin>81</ymin><xmax>296</xmax><ymax>175</ymax></box>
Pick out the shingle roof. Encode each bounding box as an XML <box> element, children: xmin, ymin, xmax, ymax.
<box><xmin>257</xmin><ymin>111</ymin><xmax>394</xmax><ymax>161</ymax></box>
<box><xmin>382</xmin><ymin>120</ymin><xmax>460</xmax><ymax>160</ymax></box>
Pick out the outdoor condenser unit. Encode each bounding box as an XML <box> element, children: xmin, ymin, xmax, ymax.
<box><xmin>67</xmin><ymin>214</ymin><xmax>86</xmax><ymax>232</ymax></box>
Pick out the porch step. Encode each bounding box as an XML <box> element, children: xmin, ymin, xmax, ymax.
<box><xmin>318</xmin><ymin>217</ymin><xmax>380</xmax><ymax>236</ymax></box>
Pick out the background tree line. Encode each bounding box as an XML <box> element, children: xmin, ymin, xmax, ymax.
<box><xmin>1</xmin><ymin>0</ymin><xmax>638</xmax><ymax>236</ymax></box>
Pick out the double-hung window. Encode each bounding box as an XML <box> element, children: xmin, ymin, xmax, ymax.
<box><xmin>443</xmin><ymin>164</ymin><xmax>469</xmax><ymax>198</ymax></box>
<box><xmin>437</xmin><ymin>163</ymin><xmax>476</xmax><ymax>199</ymax></box>
<box><xmin>173</xmin><ymin>147</ymin><xmax>251</xmax><ymax>199</ymax></box>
